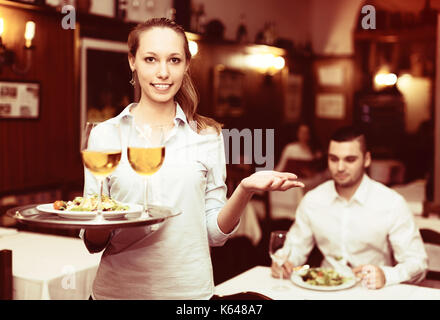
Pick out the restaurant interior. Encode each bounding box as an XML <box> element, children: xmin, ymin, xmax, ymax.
<box><xmin>1</xmin><ymin>0</ymin><xmax>440</xmax><ymax>300</ymax></box>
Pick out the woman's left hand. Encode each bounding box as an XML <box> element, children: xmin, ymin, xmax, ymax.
<box><xmin>240</xmin><ymin>170</ymin><xmax>304</xmax><ymax>194</ymax></box>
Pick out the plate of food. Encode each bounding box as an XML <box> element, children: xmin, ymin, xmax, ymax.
<box><xmin>36</xmin><ymin>195</ymin><xmax>142</xmax><ymax>220</ymax></box>
<box><xmin>290</xmin><ymin>267</ymin><xmax>357</xmax><ymax>291</ymax></box>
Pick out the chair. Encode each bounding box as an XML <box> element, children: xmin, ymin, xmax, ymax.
<box><xmin>211</xmin><ymin>236</ymin><xmax>260</xmax><ymax>285</ymax></box>
<box><xmin>419</xmin><ymin>228</ymin><xmax>440</xmax><ymax>288</ymax></box>
<box><xmin>0</xmin><ymin>249</ymin><xmax>13</xmax><ymax>300</ymax></box>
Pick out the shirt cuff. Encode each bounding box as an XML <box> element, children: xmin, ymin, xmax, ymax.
<box><xmin>381</xmin><ymin>266</ymin><xmax>406</xmax><ymax>286</ymax></box>
<box><xmin>207</xmin><ymin>214</ymin><xmax>241</xmax><ymax>247</ymax></box>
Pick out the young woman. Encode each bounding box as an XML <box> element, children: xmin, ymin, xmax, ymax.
<box><xmin>81</xmin><ymin>18</ymin><xmax>303</xmax><ymax>300</ymax></box>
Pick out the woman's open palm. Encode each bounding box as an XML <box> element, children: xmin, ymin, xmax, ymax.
<box><xmin>241</xmin><ymin>170</ymin><xmax>304</xmax><ymax>193</ymax></box>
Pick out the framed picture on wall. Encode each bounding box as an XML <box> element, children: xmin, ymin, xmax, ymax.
<box><xmin>284</xmin><ymin>73</ymin><xmax>303</xmax><ymax>122</ymax></box>
<box><xmin>212</xmin><ymin>65</ymin><xmax>245</xmax><ymax>118</ymax></box>
<box><xmin>315</xmin><ymin>93</ymin><xmax>345</xmax><ymax>119</ymax></box>
<box><xmin>317</xmin><ymin>64</ymin><xmax>345</xmax><ymax>87</ymax></box>
<box><xmin>0</xmin><ymin>80</ymin><xmax>40</xmax><ymax>119</ymax></box>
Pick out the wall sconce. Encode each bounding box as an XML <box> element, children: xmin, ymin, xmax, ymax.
<box><xmin>374</xmin><ymin>70</ymin><xmax>397</xmax><ymax>91</ymax></box>
<box><xmin>245</xmin><ymin>53</ymin><xmax>285</xmax><ymax>75</ymax></box>
<box><xmin>0</xmin><ymin>19</ymin><xmax>36</xmax><ymax>75</ymax></box>
<box><xmin>188</xmin><ymin>40</ymin><xmax>198</xmax><ymax>56</ymax></box>
<box><xmin>244</xmin><ymin>44</ymin><xmax>286</xmax><ymax>75</ymax></box>
<box><xmin>185</xmin><ymin>32</ymin><xmax>200</xmax><ymax>57</ymax></box>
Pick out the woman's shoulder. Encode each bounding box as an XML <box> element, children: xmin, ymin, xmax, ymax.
<box><xmin>198</xmin><ymin>126</ymin><xmax>219</xmax><ymax>136</ymax></box>
<box><xmin>192</xmin><ymin>114</ymin><xmax>223</xmax><ymax>136</ymax></box>
<box><xmin>288</xmin><ymin>142</ymin><xmax>302</xmax><ymax>149</ymax></box>
<box><xmin>283</xmin><ymin>143</ymin><xmax>313</xmax><ymax>158</ymax></box>
<box><xmin>283</xmin><ymin>142</ymin><xmax>301</xmax><ymax>152</ymax></box>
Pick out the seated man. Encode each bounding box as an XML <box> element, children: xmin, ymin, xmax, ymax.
<box><xmin>272</xmin><ymin>126</ymin><xmax>428</xmax><ymax>289</ymax></box>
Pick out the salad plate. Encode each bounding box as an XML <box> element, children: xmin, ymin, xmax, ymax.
<box><xmin>36</xmin><ymin>203</ymin><xmax>141</xmax><ymax>220</ymax></box>
<box><xmin>290</xmin><ymin>267</ymin><xmax>357</xmax><ymax>291</ymax></box>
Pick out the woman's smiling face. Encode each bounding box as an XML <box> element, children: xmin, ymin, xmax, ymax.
<box><xmin>129</xmin><ymin>27</ymin><xmax>188</xmax><ymax>105</ymax></box>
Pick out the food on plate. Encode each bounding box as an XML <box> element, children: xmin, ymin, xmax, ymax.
<box><xmin>300</xmin><ymin>268</ymin><xmax>347</xmax><ymax>286</ymax></box>
<box><xmin>53</xmin><ymin>200</ymin><xmax>66</xmax><ymax>210</ymax></box>
<box><xmin>52</xmin><ymin>195</ymin><xmax>129</xmax><ymax>212</ymax></box>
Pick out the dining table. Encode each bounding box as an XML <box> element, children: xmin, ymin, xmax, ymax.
<box><xmin>214</xmin><ymin>266</ymin><xmax>440</xmax><ymax>300</ymax></box>
<box><xmin>0</xmin><ymin>227</ymin><xmax>101</xmax><ymax>300</ymax></box>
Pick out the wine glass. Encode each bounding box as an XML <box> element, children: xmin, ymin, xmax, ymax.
<box><xmin>80</xmin><ymin>122</ymin><xmax>122</xmax><ymax>222</ymax></box>
<box><xmin>269</xmin><ymin>230</ymin><xmax>291</xmax><ymax>290</ymax></box>
<box><xmin>127</xmin><ymin>123</ymin><xmax>166</xmax><ymax>217</ymax></box>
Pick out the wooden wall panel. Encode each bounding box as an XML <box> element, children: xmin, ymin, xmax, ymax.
<box><xmin>310</xmin><ymin>56</ymin><xmax>355</xmax><ymax>149</ymax></box>
<box><xmin>0</xmin><ymin>4</ymin><xmax>82</xmax><ymax>194</ymax></box>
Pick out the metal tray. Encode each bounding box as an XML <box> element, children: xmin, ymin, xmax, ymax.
<box><xmin>6</xmin><ymin>204</ymin><xmax>182</xmax><ymax>229</ymax></box>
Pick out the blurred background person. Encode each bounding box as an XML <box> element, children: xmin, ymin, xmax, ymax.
<box><xmin>276</xmin><ymin>122</ymin><xmax>322</xmax><ymax>169</ymax></box>
<box><xmin>276</xmin><ymin>122</ymin><xmax>327</xmax><ymax>192</ymax></box>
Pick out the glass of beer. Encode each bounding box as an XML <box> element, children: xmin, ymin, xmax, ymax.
<box><xmin>127</xmin><ymin>123</ymin><xmax>166</xmax><ymax>216</ymax></box>
<box><xmin>81</xmin><ymin>122</ymin><xmax>122</xmax><ymax>221</ymax></box>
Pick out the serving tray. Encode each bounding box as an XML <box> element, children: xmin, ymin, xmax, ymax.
<box><xmin>6</xmin><ymin>204</ymin><xmax>182</xmax><ymax>229</ymax></box>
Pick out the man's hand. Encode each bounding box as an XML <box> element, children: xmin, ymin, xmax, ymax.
<box><xmin>270</xmin><ymin>260</ymin><xmax>295</xmax><ymax>279</ymax></box>
<box><xmin>352</xmin><ymin>265</ymin><xmax>386</xmax><ymax>289</ymax></box>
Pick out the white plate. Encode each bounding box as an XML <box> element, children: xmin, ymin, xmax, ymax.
<box><xmin>36</xmin><ymin>203</ymin><xmax>143</xmax><ymax>220</ymax></box>
<box><xmin>290</xmin><ymin>270</ymin><xmax>357</xmax><ymax>291</ymax></box>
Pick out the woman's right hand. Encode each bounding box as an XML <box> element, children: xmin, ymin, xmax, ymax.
<box><xmin>270</xmin><ymin>260</ymin><xmax>295</xmax><ymax>279</ymax></box>
<box><xmin>84</xmin><ymin>228</ymin><xmax>114</xmax><ymax>251</ymax></box>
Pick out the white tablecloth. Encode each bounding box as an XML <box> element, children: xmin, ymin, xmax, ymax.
<box><xmin>392</xmin><ymin>179</ymin><xmax>426</xmax><ymax>215</ymax></box>
<box><xmin>0</xmin><ymin>231</ymin><xmax>101</xmax><ymax>300</ymax></box>
<box><xmin>215</xmin><ymin>266</ymin><xmax>440</xmax><ymax>300</ymax></box>
<box><xmin>0</xmin><ymin>227</ymin><xmax>18</xmax><ymax>237</ymax></box>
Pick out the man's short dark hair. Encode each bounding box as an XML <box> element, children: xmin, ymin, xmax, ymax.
<box><xmin>330</xmin><ymin>126</ymin><xmax>369</xmax><ymax>154</ymax></box>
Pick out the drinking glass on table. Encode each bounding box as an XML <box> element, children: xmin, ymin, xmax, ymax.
<box><xmin>127</xmin><ymin>123</ymin><xmax>166</xmax><ymax>216</ymax></box>
<box><xmin>269</xmin><ymin>230</ymin><xmax>291</xmax><ymax>290</ymax></box>
<box><xmin>81</xmin><ymin>122</ymin><xmax>122</xmax><ymax>222</ymax></box>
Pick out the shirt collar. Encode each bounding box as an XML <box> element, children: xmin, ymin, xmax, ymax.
<box><xmin>119</xmin><ymin>103</ymin><xmax>135</xmax><ymax>121</ymax></box>
<box><xmin>329</xmin><ymin>173</ymin><xmax>370</xmax><ymax>205</ymax></box>
<box><xmin>174</xmin><ymin>103</ymin><xmax>189</xmax><ymax>126</ymax></box>
<box><xmin>119</xmin><ymin>102</ymin><xmax>189</xmax><ymax>126</ymax></box>
<box><xmin>351</xmin><ymin>174</ymin><xmax>370</xmax><ymax>205</ymax></box>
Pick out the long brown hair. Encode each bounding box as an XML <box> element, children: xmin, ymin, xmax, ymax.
<box><xmin>127</xmin><ymin>18</ymin><xmax>222</xmax><ymax>134</ymax></box>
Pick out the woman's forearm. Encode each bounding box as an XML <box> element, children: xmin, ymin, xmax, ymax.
<box><xmin>217</xmin><ymin>182</ymin><xmax>254</xmax><ymax>234</ymax></box>
<box><xmin>217</xmin><ymin>170</ymin><xmax>302</xmax><ymax>234</ymax></box>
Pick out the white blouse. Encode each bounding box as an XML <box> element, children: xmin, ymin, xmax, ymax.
<box><xmin>275</xmin><ymin>142</ymin><xmax>316</xmax><ymax>171</ymax></box>
<box><xmin>80</xmin><ymin>103</ymin><xmax>236</xmax><ymax>299</ymax></box>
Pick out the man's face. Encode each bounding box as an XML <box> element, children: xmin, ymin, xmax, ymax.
<box><xmin>328</xmin><ymin>139</ymin><xmax>371</xmax><ymax>189</ymax></box>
